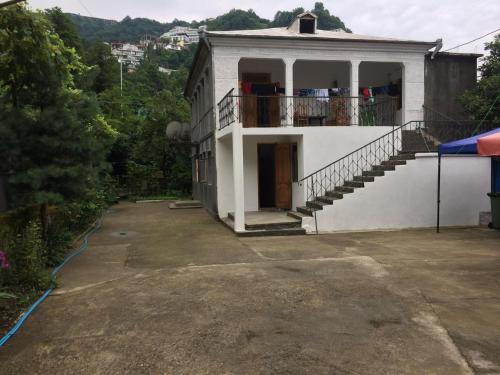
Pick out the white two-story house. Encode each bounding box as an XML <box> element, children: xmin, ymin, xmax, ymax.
<box><xmin>185</xmin><ymin>12</ymin><xmax>491</xmax><ymax>235</ymax></box>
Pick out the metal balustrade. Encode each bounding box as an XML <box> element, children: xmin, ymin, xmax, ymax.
<box><xmin>217</xmin><ymin>90</ymin><xmax>398</xmax><ymax>129</ymax></box>
<box><xmin>422</xmin><ymin>105</ymin><xmax>497</xmax><ymax>144</ymax></box>
<box><xmin>298</xmin><ymin>120</ymin><xmax>431</xmax><ymax>204</ymax></box>
<box><xmin>298</xmin><ymin>113</ymin><xmax>497</xmax><ymax>205</ymax></box>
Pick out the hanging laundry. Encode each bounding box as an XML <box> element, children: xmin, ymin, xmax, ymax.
<box><xmin>242</xmin><ymin>82</ymin><xmax>252</xmax><ymax>94</ymax></box>
<box><xmin>317</xmin><ymin>88</ymin><xmax>329</xmax><ymax>102</ymax></box>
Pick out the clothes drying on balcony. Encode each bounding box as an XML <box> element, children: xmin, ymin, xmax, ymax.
<box><xmin>359</xmin><ymin>83</ymin><xmax>400</xmax><ymax>98</ymax></box>
<box><xmin>293</xmin><ymin>87</ymin><xmax>350</xmax><ymax>102</ymax></box>
<box><xmin>239</xmin><ymin>81</ymin><xmax>285</xmax><ymax>95</ymax></box>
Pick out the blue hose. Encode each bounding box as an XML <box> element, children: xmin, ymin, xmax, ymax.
<box><xmin>0</xmin><ymin>217</ymin><xmax>103</xmax><ymax>347</ymax></box>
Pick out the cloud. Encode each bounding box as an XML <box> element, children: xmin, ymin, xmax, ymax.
<box><xmin>27</xmin><ymin>0</ymin><xmax>499</xmax><ymax>53</ymax></box>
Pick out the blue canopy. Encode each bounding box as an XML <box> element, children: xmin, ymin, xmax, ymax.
<box><xmin>438</xmin><ymin>128</ymin><xmax>500</xmax><ymax>155</ymax></box>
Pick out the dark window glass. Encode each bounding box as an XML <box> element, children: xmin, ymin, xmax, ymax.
<box><xmin>300</xmin><ymin>19</ymin><xmax>315</xmax><ymax>34</ymax></box>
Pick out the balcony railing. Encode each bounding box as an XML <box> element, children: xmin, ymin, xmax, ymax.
<box><xmin>422</xmin><ymin>105</ymin><xmax>498</xmax><ymax>144</ymax></box>
<box><xmin>217</xmin><ymin>92</ymin><xmax>398</xmax><ymax>129</ymax></box>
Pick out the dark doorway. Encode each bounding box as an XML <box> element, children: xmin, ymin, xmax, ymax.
<box><xmin>258</xmin><ymin>144</ymin><xmax>276</xmax><ymax>208</ymax></box>
<box><xmin>241</xmin><ymin>72</ymin><xmax>280</xmax><ymax>128</ymax></box>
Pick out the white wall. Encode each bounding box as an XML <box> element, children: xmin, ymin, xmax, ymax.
<box><xmin>211</xmin><ymin>41</ymin><xmax>427</xmax><ymax>127</ymax></box>
<box><xmin>216</xmin><ymin>137</ymin><xmax>234</xmax><ymax>218</ymax></box>
<box><xmin>300</xmin><ymin>126</ymin><xmax>393</xmax><ymax>175</ymax></box>
<box><xmin>217</xmin><ymin>127</ymin><xmax>393</xmax><ymax>217</ymax></box>
<box><xmin>211</xmin><ymin>40</ymin><xmax>429</xmax><ymax>219</ymax></box>
<box><xmin>293</xmin><ymin>60</ymin><xmax>350</xmax><ymax>89</ymax></box>
<box><xmin>302</xmin><ymin>154</ymin><xmax>491</xmax><ymax>232</ymax></box>
<box><xmin>238</xmin><ymin>59</ymin><xmax>285</xmax><ymax>87</ymax></box>
<box><xmin>359</xmin><ymin>62</ymin><xmax>402</xmax><ymax>87</ymax></box>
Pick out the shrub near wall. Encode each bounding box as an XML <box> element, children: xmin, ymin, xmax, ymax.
<box><xmin>0</xmin><ymin>186</ymin><xmax>114</xmax><ymax>334</ymax></box>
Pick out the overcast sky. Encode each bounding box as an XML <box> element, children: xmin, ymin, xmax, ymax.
<box><xmin>27</xmin><ymin>0</ymin><xmax>499</xmax><ymax>54</ymax></box>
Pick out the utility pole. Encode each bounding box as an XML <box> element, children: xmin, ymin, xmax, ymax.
<box><xmin>119</xmin><ymin>59</ymin><xmax>123</xmax><ymax>118</ymax></box>
<box><xmin>120</xmin><ymin>59</ymin><xmax>123</xmax><ymax>97</ymax></box>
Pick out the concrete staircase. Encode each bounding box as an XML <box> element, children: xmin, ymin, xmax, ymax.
<box><xmin>291</xmin><ymin>152</ymin><xmax>416</xmax><ymax>218</ymax></box>
<box><xmin>290</xmin><ymin>129</ymin><xmax>437</xmax><ymax>219</ymax></box>
<box><xmin>226</xmin><ymin>212</ymin><xmax>306</xmax><ymax>236</ymax></box>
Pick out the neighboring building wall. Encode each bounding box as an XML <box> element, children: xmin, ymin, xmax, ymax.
<box><xmin>303</xmin><ymin>154</ymin><xmax>490</xmax><ymax>232</ymax></box>
<box><xmin>424</xmin><ymin>52</ymin><xmax>479</xmax><ymax>119</ymax></box>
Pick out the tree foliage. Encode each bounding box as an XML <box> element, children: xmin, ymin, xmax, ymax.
<box><xmin>0</xmin><ymin>5</ymin><xmax>114</xmax><ymax>239</ymax></box>
<box><xmin>45</xmin><ymin>7</ymin><xmax>82</xmax><ymax>52</ymax></box>
<box><xmin>460</xmin><ymin>35</ymin><xmax>500</xmax><ymax>125</ymax></box>
<box><xmin>68</xmin><ymin>2</ymin><xmax>351</xmax><ymax>43</ymax></box>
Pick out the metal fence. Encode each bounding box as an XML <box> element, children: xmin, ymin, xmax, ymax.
<box><xmin>299</xmin><ymin>121</ymin><xmax>430</xmax><ymax>205</ymax></box>
<box><xmin>218</xmin><ymin>92</ymin><xmax>398</xmax><ymax>129</ymax></box>
<box><xmin>422</xmin><ymin>105</ymin><xmax>498</xmax><ymax>144</ymax></box>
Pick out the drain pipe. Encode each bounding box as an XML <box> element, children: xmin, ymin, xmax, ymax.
<box><xmin>0</xmin><ymin>216</ymin><xmax>103</xmax><ymax>347</ymax></box>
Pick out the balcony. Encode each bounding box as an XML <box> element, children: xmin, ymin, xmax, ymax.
<box><xmin>218</xmin><ymin>90</ymin><xmax>398</xmax><ymax>130</ymax></box>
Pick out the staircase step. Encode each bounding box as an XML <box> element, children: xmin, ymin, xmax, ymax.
<box><xmin>287</xmin><ymin>211</ymin><xmax>308</xmax><ymax>220</ymax></box>
<box><xmin>316</xmin><ymin>195</ymin><xmax>341</xmax><ymax>204</ymax></box>
<box><xmin>373</xmin><ymin>164</ymin><xmax>396</xmax><ymax>171</ymax></box>
<box><xmin>354</xmin><ymin>175</ymin><xmax>375</xmax><ymax>182</ymax></box>
<box><xmin>344</xmin><ymin>180</ymin><xmax>364</xmax><ymax>188</ymax></box>
<box><xmin>325</xmin><ymin>191</ymin><xmax>344</xmax><ymax>199</ymax></box>
<box><xmin>363</xmin><ymin>170</ymin><xmax>385</xmax><ymax>177</ymax></box>
<box><xmin>297</xmin><ymin>206</ymin><xmax>315</xmax><ymax>216</ymax></box>
<box><xmin>237</xmin><ymin>227</ymin><xmax>307</xmax><ymax>237</ymax></box>
<box><xmin>334</xmin><ymin>186</ymin><xmax>355</xmax><ymax>193</ymax></box>
<box><xmin>381</xmin><ymin>159</ymin><xmax>407</xmax><ymax>166</ymax></box>
<box><xmin>390</xmin><ymin>153</ymin><xmax>415</xmax><ymax>161</ymax></box>
<box><xmin>306</xmin><ymin>200</ymin><xmax>326</xmax><ymax>210</ymax></box>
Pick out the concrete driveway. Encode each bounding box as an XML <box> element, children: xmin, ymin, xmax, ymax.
<box><xmin>1</xmin><ymin>202</ymin><xmax>499</xmax><ymax>374</ymax></box>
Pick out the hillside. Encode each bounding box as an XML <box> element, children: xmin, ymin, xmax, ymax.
<box><xmin>68</xmin><ymin>2</ymin><xmax>351</xmax><ymax>43</ymax></box>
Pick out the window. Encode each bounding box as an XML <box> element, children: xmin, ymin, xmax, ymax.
<box><xmin>299</xmin><ymin>18</ymin><xmax>315</xmax><ymax>34</ymax></box>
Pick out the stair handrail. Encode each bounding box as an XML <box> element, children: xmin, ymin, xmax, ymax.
<box><xmin>298</xmin><ymin>120</ymin><xmax>431</xmax><ymax>205</ymax></box>
<box><xmin>300</xmin><ymin>120</ymin><xmax>419</xmax><ymax>182</ymax></box>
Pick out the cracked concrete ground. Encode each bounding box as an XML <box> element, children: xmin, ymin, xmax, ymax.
<box><xmin>1</xmin><ymin>201</ymin><xmax>499</xmax><ymax>374</ymax></box>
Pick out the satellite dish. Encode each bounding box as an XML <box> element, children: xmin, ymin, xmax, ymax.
<box><xmin>165</xmin><ymin>121</ymin><xmax>182</xmax><ymax>138</ymax></box>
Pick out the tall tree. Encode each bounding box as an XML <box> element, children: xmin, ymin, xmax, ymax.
<box><xmin>83</xmin><ymin>41</ymin><xmax>120</xmax><ymax>93</ymax></box>
<box><xmin>460</xmin><ymin>35</ymin><xmax>500</xmax><ymax>124</ymax></box>
<box><xmin>0</xmin><ymin>5</ymin><xmax>114</xmax><ymax>239</ymax></box>
<box><xmin>45</xmin><ymin>7</ymin><xmax>82</xmax><ymax>52</ymax></box>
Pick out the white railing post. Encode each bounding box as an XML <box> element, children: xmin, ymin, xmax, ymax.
<box><xmin>284</xmin><ymin>58</ymin><xmax>296</xmax><ymax>126</ymax></box>
<box><xmin>350</xmin><ymin>60</ymin><xmax>360</xmax><ymax>125</ymax></box>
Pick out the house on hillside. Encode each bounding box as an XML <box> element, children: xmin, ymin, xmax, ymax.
<box><xmin>161</xmin><ymin>26</ymin><xmax>201</xmax><ymax>45</ymax></box>
<box><xmin>184</xmin><ymin>12</ymin><xmax>491</xmax><ymax>235</ymax></box>
<box><xmin>111</xmin><ymin>42</ymin><xmax>144</xmax><ymax>68</ymax></box>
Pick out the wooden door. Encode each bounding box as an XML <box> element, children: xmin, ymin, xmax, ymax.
<box><xmin>275</xmin><ymin>143</ymin><xmax>292</xmax><ymax>209</ymax></box>
<box><xmin>242</xmin><ymin>95</ymin><xmax>257</xmax><ymax>128</ymax></box>
<box><xmin>242</xmin><ymin>73</ymin><xmax>271</xmax><ymax>128</ymax></box>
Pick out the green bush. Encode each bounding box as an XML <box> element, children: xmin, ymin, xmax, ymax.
<box><xmin>3</xmin><ymin>221</ymin><xmax>51</xmax><ymax>293</ymax></box>
<box><xmin>45</xmin><ymin>221</ymin><xmax>72</xmax><ymax>267</ymax></box>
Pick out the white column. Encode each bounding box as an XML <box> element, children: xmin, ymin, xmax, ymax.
<box><xmin>401</xmin><ymin>60</ymin><xmax>424</xmax><ymax>124</ymax></box>
<box><xmin>232</xmin><ymin>125</ymin><xmax>245</xmax><ymax>231</ymax></box>
<box><xmin>350</xmin><ymin>60</ymin><xmax>360</xmax><ymax>125</ymax></box>
<box><xmin>284</xmin><ymin>58</ymin><xmax>295</xmax><ymax>126</ymax></box>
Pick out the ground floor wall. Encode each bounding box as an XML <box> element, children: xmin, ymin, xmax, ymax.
<box><xmin>216</xmin><ymin>126</ymin><xmax>393</xmax><ymax>218</ymax></box>
<box><xmin>303</xmin><ymin>154</ymin><xmax>491</xmax><ymax>232</ymax></box>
